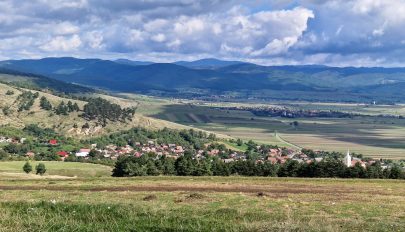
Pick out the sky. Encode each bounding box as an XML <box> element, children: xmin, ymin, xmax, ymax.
<box><xmin>0</xmin><ymin>0</ymin><xmax>404</xmax><ymax>67</ymax></box>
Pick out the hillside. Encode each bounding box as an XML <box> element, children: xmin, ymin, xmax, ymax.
<box><xmin>0</xmin><ymin>82</ymin><xmax>197</xmax><ymax>138</ymax></box>
<box><xmin>0</xmin><ymin>68</ymin><xmax>93</xmax><ymax>94</ymax></box>
<box><xmin>2</xmin><ymin>57</ymin><xmax>405</xmax><ymax>102</ymax></box>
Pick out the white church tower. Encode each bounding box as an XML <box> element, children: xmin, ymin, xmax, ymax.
<box><xmin>344</xmin><ymin>150</ymin><xmax>352</xmax><ymax>167</ymax></box>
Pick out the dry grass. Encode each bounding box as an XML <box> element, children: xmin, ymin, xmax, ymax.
<box><xmin>0</xmin><ymin>176</ymin><xmax>404</xmax><ymax>231</ymax></box>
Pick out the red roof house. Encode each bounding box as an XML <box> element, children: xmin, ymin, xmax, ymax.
<box><xmin>57</xmin><ymin>151</ymin><xmax>69</xmax><ymax>157</ymax></box>
<box><xmin>49</xmin><ymin>139</ymin><xmax>58</xmax><ymax>145</ymax></box>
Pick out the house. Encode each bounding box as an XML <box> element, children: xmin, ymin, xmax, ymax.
<box><xmin>267</xmin><ymin>157</ymin><xmax>278</xmax><ymax>164</ymax></box>
<box><xmin>57</xmin><ymin>151</ymin><xmax>69</xmax><ymax>160</ymax></box>
<box><xmin>25</xmin><ymin>151</ymin><xmax>35</xmax><ymax>158</ymax></box>
<box><xmin>57</xmin><ymin>151</ymin><xmax>69</xmax><ymax>157</ymax></box>
<box><xmin>208</xmin><ymin>149</ymin><xmax>219</xmax><ymax>156</ymax></box>
<box><xmin>351</xmin><ymin>158</ymin><xmax>366</xmax><ymax>168</ymax></box>
<box><xmin>315</xmin><ymin>157</ymin><xmax>323</xmax><ymax>162</ymax></box>
<box><xmin>49</xmin><ymin>139</ymin><xmax>58</xmax><ymax>145</ymax></box>
<box><xmin>75</xmin><ymin>148</ymin><xmax>91</xmax><ymax>157</ymax></box>
<box><xmin>79</xmin><ymin>148</ymin><xmax>91</xmax><ymax>153</ymax></box>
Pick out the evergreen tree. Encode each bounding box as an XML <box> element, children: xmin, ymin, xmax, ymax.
<box><xmin>35</xmin><ymin>163</ymin><xmax>46</xmax><ymax>175</ymax></box>
<box><xmin>55</xmin><ymin>101</ymin><xmax>68</xmax><ymax>115</ymax></box>
<box><xmin>146</xmin><ymin>160</ymin><xmax>160</xmax><ymax>176</ymax></box>
<box><xmin>73</xmin><ymin>102</ymin><xmax>80</xmax><ymax>111</ymax></box>
<box><xmin>67</xmin><ymin>101</ymin><xmax>74</xmax><ymax>112</ymax></box>
<box><xmin>39</xmin><ymin>96</ymin><xmax>52</xmax><ymax>110</ymax></box>
<box><xmin>175</xmin><ymin>153</ymin><xmax>195</xmax><ymax>176</ymax></box>
<box><xmin>23</xmin><ymin>161</ymin><xmax>32</xmax><ymax>174</ymax></box>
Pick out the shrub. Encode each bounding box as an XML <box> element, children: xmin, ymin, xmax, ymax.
<box><xmin>36</xmin><ymin>163</ymin><xmax>46</xmax><ymax>175</ymax></box>
<box><xmin>23</xmin><ymin>161</ymin><xmax>32</xmax><ymax>174</ymax></box>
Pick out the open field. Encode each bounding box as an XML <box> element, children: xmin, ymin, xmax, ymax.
<box><xmin>122</xmin><ymin>94</ymin><xmax>405</xmax><ymax>159</ymax></box>
<box><xmin>0</xmin><ymin>176</ymin><xmax>404</xmax><ymax>231</ymax></box>
<box><xmin>0</xmin><ymin>161</ymin><xmax>112</xmax><ymax>178</ymax></box>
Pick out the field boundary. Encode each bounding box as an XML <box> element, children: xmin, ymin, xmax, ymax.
<box><xmin>274</xmin><ymin>131</ymin><xmax>302</xmax><ymax>150</ymax></box>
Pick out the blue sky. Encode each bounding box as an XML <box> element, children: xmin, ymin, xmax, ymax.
<box><xmin>0</xmin><ymin>0</ymin><xmax>404</xmax><ymax>67</ymax></box>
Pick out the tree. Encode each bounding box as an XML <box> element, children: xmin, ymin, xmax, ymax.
<box><xmin>23</xmin><ymin>161</ymin><xmax>32</xmax><ymax>174</ymax></box>
<box><xmin>39</xmin><ymin>96</ymin><xmax>52</xmax><ymax>110</ymax></box>
<box><xmin>55</xmin><ymin>101</ymin><xmax>68</xmax><ymax>115</ymax></box>
<box><xmin>389</xmin><ymin>165</ymin><xmax>404</xmax><ymax>179</ymax></box>
<box><xmin>35</xmin><ymin>163</ymin><xmax>46</xmax><ymax>175</ymax></box>
<box><xmin>73</xmin><ymin>102</ymin><xmax>80</xmax><ymax>112</ymax></box>
<box><xmin>175</xmin><ymin>153</ymin><xmax>195</xmax><ymax>176</ymax></box>
<box><xmin>67</xmin><ymin>101</ymin><xmax>74</xmax><ymax>112</ymax></box>
<box><xmin>236</xmin><ymin>138</ymin><xmax>243</xmax><ymax>146</ymax></box>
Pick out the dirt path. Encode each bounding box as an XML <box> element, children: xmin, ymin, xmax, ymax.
<box><xmin>0</xmin><ymin>184</ymin><xmax>400</xmax><ymax>196</ymax></box>
<box><xmin>274</xmin><ymin>131</ymin><xmax>302</xmax><ymax>150</ymax></box>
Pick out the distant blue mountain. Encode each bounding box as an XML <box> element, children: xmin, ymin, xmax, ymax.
<box><xmin>174</xmin><ymin>58</ymin><xmax>247</xmax><ymax>69</ymax></box>
<box><xmin>2</xmin><ymin>57</ymin><xmax>405</xmax><ymax>102</ymax></box>
<box><xmin>114</xmin><ymin>59</ymin><xmax>154</xmax><ymax>66</ymax></box>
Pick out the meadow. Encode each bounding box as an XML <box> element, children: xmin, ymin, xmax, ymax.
<box><xmin>0</xmin><ymin>161</ymin><xmax>112</xmax><ymax>178</ymax></box>
<box><xmin>0</xmin><ymin>176</ymin><xmax>404</xmax><ymax>231</ymax></box>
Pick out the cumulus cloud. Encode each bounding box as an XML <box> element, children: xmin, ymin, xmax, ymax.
<box><xmin>0</xmin><ymin>0</ymin><xmax>404</xmax><ymax>66</ymax></box>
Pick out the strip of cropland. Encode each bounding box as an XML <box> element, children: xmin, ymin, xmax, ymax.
<box><xmin>0</xmin><ymin>176</ymin><xmax>404</xmax><ymax>231</ymax></box>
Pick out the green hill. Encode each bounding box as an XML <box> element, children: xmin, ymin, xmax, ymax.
<box><xmin>2</xmin><ymin>57</ymin><xmax>405</xmax><ymax>102</ymax></box>
<box><xmin>0</xmin><ymin>81</ymin><xmax>195</xmax><ymax>138</ymax></box>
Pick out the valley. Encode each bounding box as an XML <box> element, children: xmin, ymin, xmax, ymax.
<box><xmin>126</xmin><ymin>94</ymin><xmax>405</xmax><ymax>159</ymax></box>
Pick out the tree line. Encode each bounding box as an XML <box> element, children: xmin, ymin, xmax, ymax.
<box><xmin>82</xmin><ymin>98</ymin><xmax>136</xmax><ymax>126</ymax></box>
<box><xmin>112</xmin><ymin>153</ymin><xmax>405</xmax><ymax>179</ymax></box>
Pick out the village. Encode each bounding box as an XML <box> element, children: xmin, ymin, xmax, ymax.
<box><xmin>2</xmin><ymin>137</ymin><xmax>382</xmax><ymax>168</ymax></box>
<box><xmin>0</xmin><ymin>132</ymin><xmax>399</xmax><ymax>171</ymax></box>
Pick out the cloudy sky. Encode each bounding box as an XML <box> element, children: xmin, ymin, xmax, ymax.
<box><xmin>0</xmin><ymin>0</ymin><xmax>404</xmax><ymax>66</ymax></box>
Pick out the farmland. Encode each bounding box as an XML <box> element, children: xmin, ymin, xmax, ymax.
<box><xmin>0</xmin><ymin>176</ymin><xmax>404</xmax><ymax>231</ymax></box>
<box><xmin>124</xmin><ymin>93</ymin><xmax>405</xmax><ymax>159</ymax></box>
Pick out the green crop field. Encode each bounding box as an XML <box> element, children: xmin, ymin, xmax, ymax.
<box><xmin>125</xmin><ymin>94</ymin><xmax>405</xmax><ymax>159</ymax></box>
<box><xmin>0</xmin><ymin>176</ymin><xmax>404</xmax><ymax>231</ymax></box>
<box><xmin>0</xmin><ymin>161</ymin><xmax>112</xmax><ymax>178</ymax></box>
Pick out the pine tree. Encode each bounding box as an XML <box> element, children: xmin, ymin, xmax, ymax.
<box><xmin>55</xmin><ymin>101</ymin><xmax>68</xmax><ymax>115</ymax></box>
<box><xmin>23</xmin><ymin>161</ymin><xmax>32</xmax><ymax>174</ymax></box>
<box><xmin>67</xmin><ymin>101</ymin><xmax>74</xmax><ymax>112</ymax></box>
<box><xmin>35</xmin><ymin>163</ymin><xmax>46</xmax><ymax>175</ymax></box>
<box><xmin>39</xmin><ymin>96</ymin><xmax>52</xmax><ymax>110</ymax></box>
<box><xmin>73</xmin><ymin>102</ymin><xmax>80</xmax><ymax>111</ymax></box>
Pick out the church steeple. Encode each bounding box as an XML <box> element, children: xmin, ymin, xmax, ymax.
<box><xmin>344</xmin><ymin>149</ymin><xmax>352</xmax><ymax>167</ymax></box>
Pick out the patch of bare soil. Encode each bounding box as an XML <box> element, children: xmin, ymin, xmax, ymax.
<box><xmin>143</xmin><ymin>194</ymin><xmax>157</xmax><ymax>201</ymax></box>
<box><xmin>0</xmin><ymin>183</ymin><xmax>403</xmax><ymax>197</ymax></box>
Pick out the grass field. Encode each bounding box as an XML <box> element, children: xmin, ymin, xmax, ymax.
<box><xmin>123</xmin><ymin>94</ymin><xmax>405</xmax><ymax>159</ymax></box>
<box><xmin>0</xmin><ymin>161</ymin><xmax>112</xmax><ymax>178</ymax></box>
<box><xmin>0</xmin><ymin>176</ymin><xmax>404</xmax><ymax>231</ymax></box>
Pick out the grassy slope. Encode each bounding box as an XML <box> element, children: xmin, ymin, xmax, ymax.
<box><xmin>0</xmin><ymin>82</ymin><xmax>201</xmax><ymax>138</ymax></box>
<box><xmin>0</xmin><ymin>161</ymin><xmax>112</xmax><ymax>177</ymax></box>
<box><xmin>0</xmin><ymin>176</ymin><xmax>404</xmax><ymax>231</ymax></box>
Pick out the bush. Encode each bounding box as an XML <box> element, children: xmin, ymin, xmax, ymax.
<box><xmin>23</xmin><ymin>161</ymin><xmax>32</xmax><ymax>174</ymax></box>
<box><xmin>35</xmin><ymin>163</ymin><xmax>46</xmax><ymax>175</ymax></box>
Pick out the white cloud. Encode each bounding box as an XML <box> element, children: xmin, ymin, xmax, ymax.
<box><xmin>40</xmin><ymin>34</ymin><xmax>82</xmax><ymax>51</ymax></box>
<box><xmin>151</xmin><ymin>33</ymin><xmax>166</xmax><ymax>42</ymax></box>
<box><xmin>0</xmin><ymin>0</ymin><xmax>404</xmax><ymax>66</ymax></box>
<box><xmin>54</xmin><ymin>22</ymin><xmax>80</xmax><ymax>35</ymax></box>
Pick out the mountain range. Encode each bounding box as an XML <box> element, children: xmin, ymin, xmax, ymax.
<box><xmin>1</xmin><ymin>57</ymin><xmax>405</xmax><ymax>102</ymax></box>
